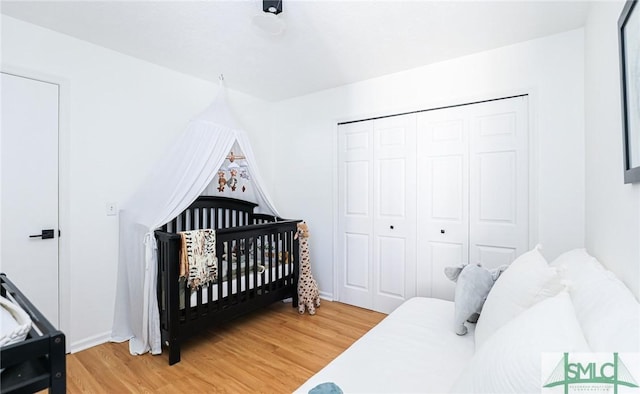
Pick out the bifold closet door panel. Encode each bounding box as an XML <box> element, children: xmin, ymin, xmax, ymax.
<box><xmin>372</xmin><ymin>114</ymin><xmax>416</xmax><ymax>314</ymax></box>
<box><xmin>337</xmin><ymin>120</ymin><xmax>374</xmax><ymax>309</ymax></box>
<box><xmin>468</xmin><ymin>96</ymin><xmax>529</xmax><ymax>269</ymax></box>
<box><xmin>416</xmin><ymin>108</ymin><xmax>470</xmax><ymax>300</ymax></box>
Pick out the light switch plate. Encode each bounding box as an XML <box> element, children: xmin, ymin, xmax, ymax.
<box><xmin>106</xmin><ymin>202</ymin><xmax>117</xmax><ymax>216</ymax></box>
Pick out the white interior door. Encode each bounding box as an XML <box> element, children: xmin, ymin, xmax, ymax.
<box><xmin>372</xmin><ymin>114</ymin><xmax>416</xmax><ymax>313</ymax></box>
<box><xmin>468</xmin><ymin>97</ymin><xmax>529</xmax><ymax>268</ymax></box>
<box><xmin>1</xmin><ymin>72</ymin><xmax>60</xmax><ymax>327</ymax></box>
<box><xmin>417</xmin><ymin>108</ymin><xmax>470</xmax><ymax>300</ymax></box>
<box><xmin>337</xmin><ymin>120</ymin><xmax>374</xmax><ymax>309</ymax></box>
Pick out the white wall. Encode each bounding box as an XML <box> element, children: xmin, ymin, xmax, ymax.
<box><xmin>269</xmin><ymin>29</ymin><xmax>586</xmax><ymax>300</ymax></box>
<box><xmin>1</xmin><ymin>15</ymin><xmax>273</xmax><ymax>351</ymax></box>
<box><xmin>584</xmin><ymin>1</ymin><xmax>640</xmax><ymax>300</ymax></box>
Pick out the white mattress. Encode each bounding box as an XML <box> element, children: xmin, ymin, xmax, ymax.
<box><xmin>295</xmin><ymin>297</ymin><xmax>475</xmax><ymax>394</ymax></box>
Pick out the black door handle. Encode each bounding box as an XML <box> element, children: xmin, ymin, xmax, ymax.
<box><xmin>29</xmin><ymin>229</ymin><xmax>55</xmax><ymax>239</ymax></box>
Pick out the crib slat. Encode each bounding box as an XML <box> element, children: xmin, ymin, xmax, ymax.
<box><xmin>253</xmin><ymin>234</ymin><xmax>259</xmax><ymax>298</ymax></box>
<box><xmin>196</xmin><ymin>287</ymin><xmax>204</xmax><ymax>319</ymax></box>
<box><xmin>244</xmin><ymin>236</ymin><xmax>249</xmax><ymax>300</ymax></box>
<box><xmin>216</xmin><ymin>240</ymin><xmax>224</xmax><ymax>312</ymax></box>
<box><xmin>264</xmin><ymin>234</ymin><xmax>270</xmax><ymax>291</ymax></box>
<box><xmin>283</xmin><ymin>230</ymin><xmax>289</xmax><ymax>287</ymax></box>
<box><xmin>269</xmin><ymin>233</ymin><xmax>275</xmax><ymax>292</ymax></box>
<box><xmin>227</xmin><ymin>239</ymin><xmax>233</xmax><ymax>305</ymax></box>
<box><xmin>237</xmin><ymin>237</ymin><xmax>242</xmax><ymax>303</ymax></box>
<box><xmin>207</xmin><ymin>271</ymin><xmax>214</xmax><ymax>311</ymax></box>
<box><xmin>276</xmin><ymin>231</ymin><xmax>282</xmax><ymax>289</ymax></box>
<box><xmin>238</xmin><ymin>236</ymin><xmax>244</xmax><ymax>302</ymax></box>
<box><xmin>184</xmin><ymin>277</ymin><xmax>191</xmax><ymax>322</ymax></box>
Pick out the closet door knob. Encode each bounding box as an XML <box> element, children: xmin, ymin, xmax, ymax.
<box><xmin>390</xmin><ymin>225</ymin><xmax>394</xmax><ymax>230</ymax></box>
<box><xmin>440</xmin><ymin>229</ymin><xmax>445</xmax><ymax>234</ymax></box>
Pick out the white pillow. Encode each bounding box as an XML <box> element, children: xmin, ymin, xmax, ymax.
<box><xmin>551</xmin><ymin>249</ymin><xmax>640</xmax><ymax>351</ymax></box>
<box><xmin>549</xmin><ymin>248</ymin><xmax>596</xmax><ymax>268</ymax></box>
<box><xmin>572</xmin><ymin>274</ymin><xmax>640</xmax><ymax>352</ymax></box>
<box><xmin>451</xmin><ymin>292</ymin><xmax>591</xmax><ymax>394</ymax></box>
<box><xmin>549</xmin><ymin>248</ymin><xmax>603</xmax><ymax>283</ymax></box>
<box><xmin>474</xmin><ymin>245</ymin><xmax>563</xmax><ymax>349</ymax></box>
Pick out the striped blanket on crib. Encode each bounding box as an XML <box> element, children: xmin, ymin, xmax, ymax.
<box><xmin>179</xmin><ymin>229</ymin><xmax>218</xmax><ymax>289</ymax></box>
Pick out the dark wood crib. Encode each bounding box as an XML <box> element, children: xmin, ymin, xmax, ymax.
<box><xmin>154</xmin><ymin>196</ymin><xmax>301</xmax><ymax>365</ymax></box>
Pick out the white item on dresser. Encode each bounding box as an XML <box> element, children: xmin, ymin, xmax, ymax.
<box><xmin>0</xmin><ymin>296</ymin><xmax>32</xmax><ymax>347</ymax></box>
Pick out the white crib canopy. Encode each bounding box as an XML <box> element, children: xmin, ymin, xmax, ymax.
<box><xmin>111</xmin><ymin>86</ymin><xmax>279</xmax><ymax>356</ymax></box>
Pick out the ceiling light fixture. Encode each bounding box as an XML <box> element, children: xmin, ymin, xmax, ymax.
<box><xmin>263</xmin><ymin>0</ymin><xmax>282</xmax><ymax>15</ymax></box>
<box><xmin>252</xmin><ymin>0</ymin><xmax>285</xmax><ymax>36</ymax></box>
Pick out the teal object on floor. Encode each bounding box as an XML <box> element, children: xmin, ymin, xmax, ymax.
<box><xmin>309</xmin><ymin>382</ymin><xmax>343</xmax><ymax>394</ymax></box>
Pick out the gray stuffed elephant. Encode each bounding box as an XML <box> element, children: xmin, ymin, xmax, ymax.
<box><xmin>444</xmin><ymin>263</ymin><xmax>508</xmax><ymax>335</ymax></box>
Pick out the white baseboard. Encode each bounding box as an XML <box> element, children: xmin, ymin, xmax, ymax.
<box><xmin>282</xmin><ymin>292</ymin><xmax>334</xmax><ymax>303</ymax></box>
<box><xmin>70</xmin><ymin>331</ymin><xmax>111</xmax><ymax>353</ymax></box>
<box><xmin>319</xmin><ymin>291</ymin><xmax>334</xmax><ymax>301</ymax></box>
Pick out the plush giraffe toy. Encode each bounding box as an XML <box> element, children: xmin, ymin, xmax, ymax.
<box><xmin>296</xmin><ymin>222</ymin><xmax>320</xmax><ymax>315</ymax></box>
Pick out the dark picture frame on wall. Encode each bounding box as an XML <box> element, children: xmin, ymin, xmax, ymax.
<box><xmin>619</xmin><ymin>0</ymin><xmax>640</xmax><ymax>183</ymax></box>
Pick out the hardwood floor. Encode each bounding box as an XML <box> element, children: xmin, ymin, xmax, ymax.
<box><xmin>65</xmin><ymin>301</ymin><xmax>385</xmax><ymax>393</ymax></box>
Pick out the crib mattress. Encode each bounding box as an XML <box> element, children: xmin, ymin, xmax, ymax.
<box><xmin>294</xmin><ymin>297</ymin><xmax>475</xmax><ymax>394</ymax></box>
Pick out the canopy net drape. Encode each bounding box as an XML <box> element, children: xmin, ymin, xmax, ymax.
<box><xmin>111</xmin><ymin>87</ymin><xmax>279</xmax><ymax>355</ymax></box>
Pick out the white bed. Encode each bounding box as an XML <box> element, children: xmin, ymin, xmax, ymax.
<box><xmin>295</xmin><ymin>297</ymin><xmax>475</xmax><ymax>394</ymax></box>
<box><xmin>295</xmin><ymin>248</ymin><xmax>640</xmax><ymax>394</ymax></box>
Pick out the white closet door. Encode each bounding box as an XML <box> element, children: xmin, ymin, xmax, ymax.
<box><xmin>468</xmin><ymin>97</ymin><xmax>529</xmax><ymax>269</ymax></box>
<box><xmin>338</xmin><ymin>96</ymin><xmax>527</xmax><ymax>308</ymax></box>
<box><xmin>337</xmin><ymin>115</ymin><xmax>416</xmax><ymax>313</ymax></box>
<box><xmin>417</xmin><ymin>96</ymin><xmax>528</xmax><ymax>301</ymax></box>
<box><xmin>337</xmin><ymin>120</ymin><xmax>374</xmax><ymax>309</ymax></box>
<box><xmin>417</xmin><ymin>108</ymin><xmax>470</xmax><ymax>300</ymax></box>
<box><xmin>372</xmin><ymin>114</ymin><xmax>416</xmax><ymax>313</ymax></box>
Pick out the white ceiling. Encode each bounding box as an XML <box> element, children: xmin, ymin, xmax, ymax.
<box><xmin>1</xmin><ymin>0</ymin><xmax>591</xmax><ymax>101</ymax></box>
